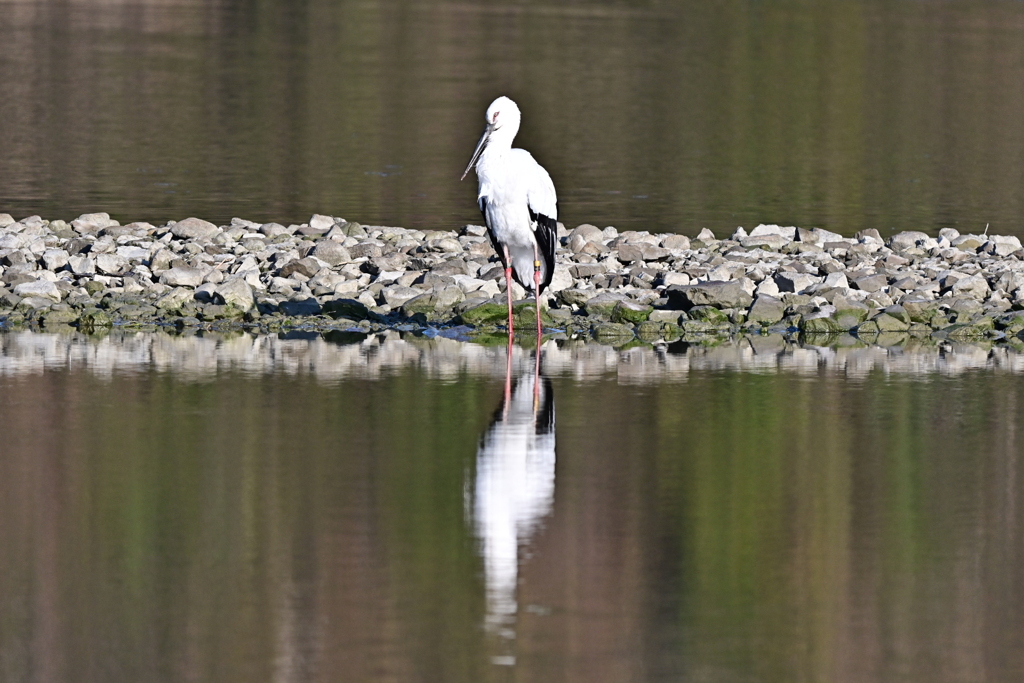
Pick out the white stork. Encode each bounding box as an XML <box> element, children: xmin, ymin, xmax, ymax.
<box><xmin>461</xmin><ymin>96</ymin><xmax>558</xmax><ymax>339</ymax></box>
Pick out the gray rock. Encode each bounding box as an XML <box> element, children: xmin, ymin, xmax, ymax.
<box><xmin>349</xmin><ymin>242</ymin><xmax>383</xmax><ymax>259</ymax></box>
<box><xmin>260</xmin><ymin>222</ymin><xmax>290</xmax><ymax>238</ymax></box>
<box><xmin>666</xmin><ymin>280</ymin><xmax>753</xmax><ymax>310</ymax></box>
<box><xmin>322</xmin><ymin>298</ymin><xmax>370</xmax><ymax>320</ymax></box>
<box><xmin>13</xmin><ymin>279</ymin><xmax>62</xmax><ymax>303</ymax></box>
<box><xmin>680</xmin><ymin>319</ymin><xmax>723</xmax><ymax>334</ymax></box>
<box><xmin>640</xmin><ymin>244</ymin><xmax>670</xmax><ymax>261</ymax></box>
<box><xmin>311</xmin><ymin>240</ymin><xmax>352</xmax><ymax>266</ymax></box>
<box><xmin>430</xmin><ymin>237</ymin><xmax>464</xmax><ymax>254</ymax></box>
<box><xmin>116</xmin><ymin>246</ymin><xmax>151</xmax><ymax>262</ymax></box>
<box><xmin>215</xmin><ymin>277</ymin><xmax>255</xmax><ymax>311</ymax></box>
<box><xmin>617</xmin><ymin>244</ymin><xmax>646</xmax><ymax>263</ymax></box>
<box><xmin>241</xmin><ymin>238</ymin><xmax>267</xmax><ymax>252</ymax></box>
<box><xmin>800</xmin><ymin>312</ymin><xmax>844</xmax><ymax>334</ymax></box>
<box><xmin>557</xmin><ymin>289</ymin><xmax>592</xmax><ymax>307</ymax></box>
<box><xmin>854</xmin><ymin>320</ymin><xmax>880</xmax><ymax>336</ymax></box>
<box><xmin>749</xmin><ymin>224</ymin><xmax>797</xmax><ymax>240</ymax></box>
<box><xmin>593</xmin><ymin>322</ymin><xmax>636</xmax><ymax>343</ymax></box>
<box><xmin>279</xmin><ymin>298</ymin><xmax>321</xmax><ymax>316</ymax></box>
<box><xmin>571</xmin><ymin>263</ymin><xmax>607</xmax><ymax>278</ymax></box>
<box><xmin>570</xmin><ymin>224</ymin><xmax>604</xmax><ymax>242</ymax></box>
<box><xmin>0</xmin><ymin>288</ymin><xmax>22</xmax><ymax>308</ymax></box>
<box><xmin>661</xmin><ymin>234</ymin><xmax>690</xmax><ymax>250</ymax></box>
<box><xmin>888</xmin><ymin>231</ymin><xmax>930</xmax><ymax>251</ymax></box>
<box><xmin>381</xmin><ymin>285</ymin><xmax>423</xmax><ymax>308</ymax></box>
<box><xmin>688</xmin><ymin>305</ymin><xmax>730</xmax><ymax>325</ymax></box>
<box><xmin>434</xmin><ymin>285</ymin><xmax>465</xmax><ymax>310</ymax></box>
<box><xmin>42</xmin><ymin>249</ymin><xmax>70</xmax><ymax>271</ymax></box>
<box><xmin>611</xmin><ymin>300</ymin><xmax>652</xmax><ymax>324</ymax></box>
<box><xmin>309</xmin><ymin>214</ymin><xmax>336</xmax><ymax>230</ymax></box>
<box><xmin>337</xmin><ymin>221</ymin><xmax>367</xmax><ymax>238</ymax></box>
<box><xmin>855</xmin><ymin>228</ymin><xmax>884</xmax><ymax>244</ymax></box>
<box><xmin>774</xmin><ymin>271</ymin><xmax>822</xmax><ymax>294</ymax></box>
<box><xmin>160</xmin><ymin>266</ymin><xmax>206</xmax><ymax>288</ymax></box>
<box><xmin>68</xmin><ymin>255</ymin><xmax>96</xmax><ymax>275</ymax></box>
<box><xmin>823</xmin><ymin>272</ymin><xmax>849</xmax><ymax>289</ymax></box>
<box><xmin>901</xmin><ymin>297</ymin><xmax>943</xmax><ymax>323</ymax></box>
<box><xmin>71</xmin><ymin>212</ymin><xmax>116</xmax><ymax>234</ymax></box>
<box><xmin>584</xmin><ymin>291</ymin><xmax>630</xmax><ymax>319</ymax></box>
<box><xmin>883</xmin><ymin>305</ymin><xmax>911</xmax><ymax>325</ymax></box>
<box><xmin>950</xmin><ymin>297</ymin><xmax>983</xmax><ymax>319</ymax></box>
<box><xmin>567</xmin><ymin>234</ymin><xmax>589</xmax><ymax>254</ymax></box>
<box><xmin>831</xmin><ymin>294</ymin><xmax>870</xmax><ymax>328</ymax></box>
<box><xmin>950</xmin><ymin>273</ymin><xmax>990</xmax><ymax>300</ymax></box>
<box><xmin>401</xmin><ymin>291</ymin><xmax>442</xmax><ymax>317</ymax></box>
<box><xmin>41</xmin><ymin>308</ymin><xmax>79</xmax><ymax>325</ymax></box>
<box><xmin>853</xmin><ymin>273</ymin><xmax>888</xmax><ymax>293</ymax></box>
<box><xmin>1</xmin><ymin>249</ymin><xmax>29</xmax><ymax>265</ymax></box>
<box><xmin>150</xmin><ymin>249</ymin><xmax>175</xmax><ymax>272</ymax></box>
<box><xmin>204</xmin><ymin>268</ymin><xmax>226</xmax><ymax>286</ymax></box>
<box><xmin>660</xmin><ymin>271</ymin><xmax>689</xmax><ymax>287</ymax></box>
<box><xmin>279</xmin><ymin>257</ymin><xmax>322</xmax><ymax>278</ymax></box>
<box><xmin>155</xmin><ymin>287</ymin><xmax>194</xmax><ymax>312</ymax></box>
<box><xmin>873</xmin><ymin>312</ymin><xmax>910</xmax><ymax>332</ymax></box>
<box><xmin>747</xmin><ymin>294</ymin><xmax>786</xmax><ymax>325</ymax></box>
<box><xmin>546</xmin><ymin>264</ymin><xmax>573</xmax><ymax>293</ymax></box>
<box><xmin>95</xmin><ymin>253</ymin><xmax>129</xmax><ymax>275</ymax></box>
<box><xmin>952</xmin><ymin>235</ymin><xmax>984</xmax><ymax>251</ymax></box>
<box><xmin>462</xmin><ymin>224</ymin><xmax>488</xmax><ymax>237</ymax></box>
<box><xmin>194</xmin><ymin>282</ymin><xmax>218</xmax><ymax>303</ymax></box>
<box><xmin>433</xmin><ymin>258</ymin><xmax>471</xmax><ymax>276</ymax></box>
<box><xmin>984</xmin><ymin>235</ymin><xmax>1022</xmax><ymax>256</ymax></box>
<box><xmin>997</xmin><ymin>310</ymin><xmax>1024</xmax><ymax>333</ymax></box>
<box><xmin>648</xmin><ymin>309</ymin><xmax>684</xmax><ymax>323</ymax></box>
<box><xmin>171</xmin><ymin>217</ymin><xmax>220</xmax><ymax>240</ymax></box>
<box><xmin>0</xmin><ymin>234</ymin><xmax>26</xmax><ymax>249</ymax></box>
<box><xmin>742</xmin><ymin>234</ymin><xmax>790</xmax><ymax>250</ymax></box>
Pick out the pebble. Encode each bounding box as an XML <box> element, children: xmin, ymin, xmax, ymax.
<box><xmin>3</xmin><ymin>213</ymin><xmax>1024</xmax><ymax>347</ymax></box>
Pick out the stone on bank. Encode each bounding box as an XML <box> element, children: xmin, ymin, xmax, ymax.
<box><xmin>1</xmin><ymin>213</ymin><xmax>1024</xmax><ymax>348</ymax></box>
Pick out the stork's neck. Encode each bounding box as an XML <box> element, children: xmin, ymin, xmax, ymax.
<box><xmin>484</xmin><ymin>123</ymin><xmax>517</xmax><ymax>160</ymax></box>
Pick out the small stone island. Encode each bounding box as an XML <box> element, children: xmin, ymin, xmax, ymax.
<box><xmin>1</xmin><ymin>211</ymin><xmax>1023</xmax><ymax>347</ymax></box>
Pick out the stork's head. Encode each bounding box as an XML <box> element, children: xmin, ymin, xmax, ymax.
<box><xmin>461</xmin><ymin>96</ymin><xmax>522</xmax><ymax>180</ymax></box>
<box><xmin>485</xmin><ymin>96</ymin><xmax>521</xmax><ymax>133</ymax></box>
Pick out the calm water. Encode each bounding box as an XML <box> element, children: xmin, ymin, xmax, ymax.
<box><xmin>2</xmin><ymin>330</ymin><xmax>1024</xmax><ymax>682</ymax></box>
<box><xmin>4</xmin><ymin>1</ymin><xmax>1024</xmax><ymax>678</ymax></box>
<box><xmin>2</xmin><ymin>0</ymin><xmax>1024</xmax><ymax>237</ymax></box>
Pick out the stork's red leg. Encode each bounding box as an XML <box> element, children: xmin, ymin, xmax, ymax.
<box><xmin>503</xmin><ymin>245</ymin><xmax>514</xmax><ymax>340</ymax></box>
<box><xmin>533</xmin><ymin>244</ymin><xmax>543</xmax><ymax>339</ymax></box>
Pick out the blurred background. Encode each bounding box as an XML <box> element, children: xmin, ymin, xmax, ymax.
<box><xmin>1</xmin><ymin>0</ymin><xmax>1023</xmax><ymax>237</ymax></box>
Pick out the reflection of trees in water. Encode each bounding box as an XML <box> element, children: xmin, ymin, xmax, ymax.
<box><xmin>2</xmin><ymin>338</ymin><xmax>1024</xmax><ymax>680</ymax></box>
<box><xmin>3</xmin><ymin>1</ymin><xmax>1024</xmax><ymax>233</ymax></box>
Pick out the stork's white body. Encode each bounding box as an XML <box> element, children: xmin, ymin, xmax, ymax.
<box><xmin>476</xmin><ymin>147</ymin><xmax>557</xmax><ymax>288</ymax></box>
<box><xmin>462</xmin><ymin>96</ymin><xmax>558</xmax><ymax>338</ymax></box>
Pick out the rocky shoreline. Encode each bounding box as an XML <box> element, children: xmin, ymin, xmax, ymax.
<box><xmin>2</xmin><ymin>211</ymin><xmax>1024</xmax><ymax>347</ymax></box>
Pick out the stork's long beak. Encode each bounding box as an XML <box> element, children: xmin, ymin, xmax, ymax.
<box><xmin>461</xmin><ymin>124</ymin><xmax>492</xmax><ymax>180</ymax></box>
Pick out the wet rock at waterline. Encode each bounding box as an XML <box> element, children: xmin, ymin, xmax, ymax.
<box><xmin>3</xmin><ymin>213</ymin><xmax>1024</xmax><ymax>347</ymax></box>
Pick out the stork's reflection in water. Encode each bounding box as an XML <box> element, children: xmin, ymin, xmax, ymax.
<box><xmin>472</xmin><ymin>342</ymin><xmax>556</xmax><ymax>653</ymax></box>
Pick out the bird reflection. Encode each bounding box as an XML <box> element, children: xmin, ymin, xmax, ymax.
<box><xmin>472</xmin><ymin>343</ymin><xmax>556</xmax><ymax>639</ymax></box>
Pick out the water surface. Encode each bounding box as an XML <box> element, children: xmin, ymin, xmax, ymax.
<box><xmin>1</xmin><ymin>330</ymin><xmax>1024</xmax><ymax>682</ymax></box>
<box><xmin>2</xmin><ymin>0</ymin><xmax>1024</xmax><ymax>236</ymax></box>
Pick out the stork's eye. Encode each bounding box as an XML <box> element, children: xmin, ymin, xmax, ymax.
<box><xmin>492</xmin><ymin>112</ymin><xmax>500</xmax><ymax>124</ymax></box>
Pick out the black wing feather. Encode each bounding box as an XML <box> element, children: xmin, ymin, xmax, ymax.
<box><xmin>529</xmin><ymin>204</ymin><xmax>558</xmax><ymax>293</ymax></box>
<box><xmin>479</xmin><ymin>196</ymin><xmax>509</xmax><ymax>271</ymax></box>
